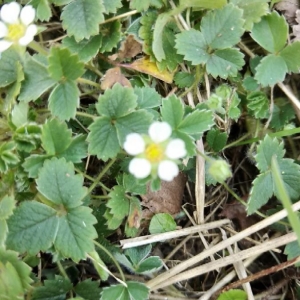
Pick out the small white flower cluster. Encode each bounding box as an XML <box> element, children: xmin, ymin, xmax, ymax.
<box><xmin>0</xmin><ymin>2</ymin><xmax>37</xmax><ymax>53</ymax></box>
<box><xmin>124</xmin><ymin>121</ymin><xmax>187</xmax><ymax>182</ymax></box>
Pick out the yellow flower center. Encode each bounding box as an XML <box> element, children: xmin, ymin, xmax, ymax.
<box><xmin>7</xmin><ymin>23</ymin><xmax>26</xmax><ymax>42</ymax></box>
<box><xmin>145</xmin><ymin>143</ymin><xmax>164</xmax><ymax>163</ymax></box>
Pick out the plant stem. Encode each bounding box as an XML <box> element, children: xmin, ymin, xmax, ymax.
<box><xmin>28</xmin><ymin>40</ymin><xmax>49</xmax><ymax>55</ymax></box>
<box><xmin>93</xmin><ymin>240</ymin><xmax>126</xmax><ymax>284</ymax></box>
<box><xmin>86</xmin><ymin>158</ymin><xmax>116</xmax><ymax>196</ymax></box>
<box><xmin>77</xmin><ymin>77</ymin><xmax>102</xmax><ymax>89</ymax></box>
<box><xmin>76</xmin><ymin>111</ymin><xmax>96</xmax><ymax>120</ymax></box>
<box><xmin>100</xmin><ymin>10</ymin><xmax>139</xmax><ymax>24</ymax></box>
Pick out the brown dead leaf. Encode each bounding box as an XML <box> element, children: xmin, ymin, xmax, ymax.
<box><xmin>101</xmin><ymin>67</ymin><xmax>132</xmax><ymax>90</ymax></box>
<box><xmin>275</xmin><ymin>0</ymin><xmax>299</xmax><ymax>25</ymax></box>
<box><xmin>141</xmin><ymin>173</ymin><xmax>186</xmax><ymax>219</ymax></box>
<box><xmin>121</xmin><ymin>57</ymin><xmax>174</xmax><ymax>83</ymax></box>
<box><xmin>219</xmin><ymin>200</ymin><xmax>259</xmax><ymax>232</ymax></box>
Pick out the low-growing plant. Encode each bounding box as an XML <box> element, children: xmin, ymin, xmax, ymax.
<box><xmin>1</xmin><ymin>0</ymin><xmax>300</xmax><ymax>299</ymax></box>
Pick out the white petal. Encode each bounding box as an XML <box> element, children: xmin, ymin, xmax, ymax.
<box><xmin>20</xmin><ymin>5</ymin><xmax>35</xmax><ymax>25</ymax></box>
<box><xmin>1</xmin><ymin>2</ymin><xmax>21</xmax><ymax>24</ymax></box>
<box><xmin>165</xmin><ymin>139</ymin><xmax>187</xmax><ymax>159</ymax></box>
<box><xmin>18</xmin><ymin>24</ymin><xmax>37</xmax><ymax>45</ymax></box>
<box><xmin>0</xmin><ymin>40</ymin><xmax>12</xmax><ymax>52</ymax></box>
<box><xmin>148</xmin><ymin>121</ymin><xmax>172</xmax><ymax>143</ymax></box>
<box><xmin>158</xmin><ymin>160</ymin><xmax>179</xmax><ymax>181</ymax></box>
<box><xmin>129</xmin><ymin>158</ymin><xmax>151</xmax><ymax>179</ymax></box>
<box><xmin>124</xmin><ymin>133</ymin><xmax>145</xmax><ymax>155</ymax></box>
<box><xmin>0</xmin><ymin>21</ymin><xmax>8</xmax><ymax>38</ymax></box>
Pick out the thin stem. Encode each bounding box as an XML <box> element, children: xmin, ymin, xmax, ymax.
<box><xmin>100</xmin><ymin>10</ymin><xmax>139</xmax><ymax>25</ymax></box>
<box><xmin>86</xmin><ymin>158</ymin><xmax>116</xmax><ymax>196</ymax></box>
<box><xmin>93</xmin><ymin>240</ymin><xmax>126</xmax><ymax>283</ymax></box>
<box><xmin>77</xmin><ymin>77</ymin><xmax>102</xmax><ymax>89</ymax></box>
<box><xmin>28</xmin><ymin>40</ymin><xmax>49</xmax><ymax>55</ymax></box>
<box><xmin>76</xmin><ymin>111</ymin><xmax>96</xmax><ymax>120</ymax></box>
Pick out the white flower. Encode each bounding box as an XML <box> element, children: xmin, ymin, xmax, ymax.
<box><xmin>0</xmin><ymin>2</ymin><xmax>37</xmax><ymax>52</ymax></box>
<box><xmin>158</xmin><ymin>160</ymin><xmax>179</xmax><ymax>181</ymax></box>
<box><xmin>124</xmin><ymin>133</ymin><xmax>145</xmax><ymax>155</ymax></box>
<box><xmin>129</xmin><ymin>158</ymin><xmax>151</xmax><ymax>179</ymax></box>
<box><xmin>124</xmin><ymin>122</ymin><xmax>187</xmax><ymax>182</ymax></box>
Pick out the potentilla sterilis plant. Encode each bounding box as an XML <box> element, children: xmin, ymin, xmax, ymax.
<box><xmin>124</xmin><ymin>121</ymin><xmax>187</xmax><ymax>181</ymax></box>
<box><xmin>0</xmin><ymin>2</ymin><xmax>37</xmax><ymax>53</ymax></box>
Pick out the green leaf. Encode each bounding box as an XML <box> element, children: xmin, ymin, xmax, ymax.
<box><xmin>284</xmin><ymin>241</ymin><xmax>300</xmax><ymax>266</ymax></box>
<box><xmin>32</xmin><ymin>276</ymin><xmax>72</xmax><ymax>300</ymax></box>
<box><xmin>74</xmin><ymin>279</ymin><xmax>102</xmax><ymax>300</ymax></box>
<box><xmin>180</xmin><ymin>0</ymin><xmax>226</xmax><ymax>9</ymax></box>
<box><xmin>134</xmin><ymin>86</ymin><xmax>162</xmax><ymax>109</ymax></box>
<box><xmin>0</xmin><ymin>141</ymin><xmax>19</xmax><ymax>172</ymax></box>
<box><xmin>255</xmin><ymin>136</ymin><xmax>285</xmax><ymax>172</ymax></box>
<box><xmin>247</xmin><ymin>91</ymin><xmax>269</xmax><ymax>119</ymax></box>
<box><xmin>59</xmin><ymin>134</ymin><xmax>87</xmax><ymax>163</ymax></box>
<box><xmin>55</xmin><ymin>206</ymin><xmax>97</xmax><ymax>261</ymax></box>
<box><xmin>174</xmin><ymin>72</ymin><xmax>195</xmax><ymax>88</ymax></box>
<box><xmin>0</xmin><ymin>195</ymin><xmax>15</xmax><ymax>220</ymax></box>
<box><xmin>99</xmin><ymin>21</ymin><xmax>121</xmax><ymax>52</ymax></box>
<box><xmin>41</xmin><ymin>118</ymin><xmax>72</xmax><ymax>155</ymax></box>
<box><xmin>280</xmin><ymin>42</ymin><xmax>300</xmax><ymax>73</ymax></box>
<box><xmin>247</xmin><ymin>172</ymin><xmax>273</xmax><ymax>215</ymax></box>
<box><xmin>29</xmin><ymin>0</ymin><xmax>52</xmax><ymax>21</ymax></box>
<box><xmin>178</xmin><ymin>109</ymin><xmax>214</xmax><ymax>135</ymax></box>
<box><xmin>153</xmin><ymin>13</ymin><xmax>171</xmax><ymax>62</ymax></box>
<box><xmin>115</xmin><ymin>110</ymin><xmax>153</xmax><ymax>145</ymax></box>
<box><xmin>274</xmin><ymin>159</ymin><xmax>300</xmax><ymax>201</ymax></box>
<box><xmin>161</xmin><ymin>95</ymin><xmax>184</xmax><ymax>129</ymax></box>
<box><xmin>130</xmin><ymin>0</ymin><xmax>164</xmax><ymax>11</ymax></box>
<box><xmin>136</xmin><ymin>256</ymin><xmax>162</xmax><ymax>274</ymax></box>
<box><xmin>251</xmin><ymin>11</ymin><xmax>288</xmax><ymax>53</ymax></box>
<box><xmin>87</xmin><ymin>116</ymin><xmax>120</xmax><ymax>161</ymax></box>
<box><xmin>149</xmin><ymin>213</ymin><xmax>177</xmax><ymax>234</ymax></box>
<box><xmin>119</xmin><ymin>174</ymin><xmax>146</xmax><ymax>195</ymax></box>
<box><xmin>139</xmin><ymin>12</ymin><xmax>157</xmax><ymax>57</ymax></box>
<box><xmin>0</xmin><ymin>48</ymin><xmax>19</xmax><ymax>88</ymax></box>
<box><xmin>270</xmin><ymin>98</ymin><xmax>295</xmax><ymax>130</ymax></box>
<box><xmin>255</xmin><ymin>54</ymin><xmax>288</xmax><ymax>87</ymax></box>
<box><xmin>96</xmin><ymin>84</ymin><xmax>137</xmax><ymax>118</ymax></box>
<box><xmin>88</xmin><ymin>250</ymin><xmax>109</xmax><ymax>281</ymax></box>
<box><xmin>175</xmin><ymin>29</ymin><xmax>209</xmax><ymax>65</ymax></box>
<box><xmin>11</xmin><ymin>102</ymin><xmax>28</xmax><ymax>128</ymax></box>
<box><xmin>101</xmin><ymin>281</ymin><xmax>149</xmax><ymax>300</ymax></box>
<box><xmin>19</xmin><ymin>54</ymin><xmax>57</xmax><ymax>102</ymax></box>
<box><xmin>201</xmin><ymin>4</ymin><xmax>244</xmax><ymax>49</ymax></box>
<box><xmin>106</xmin><ymin>186</ymin><xmax>129</xmax><ymax>229</ymax></box>
<box><xmin>62</xmin><ymin>35</ymin><xmax>102</xmax><ymax>63</ymax></box>
<box><xmin>206</xmin><ymin>48</ymin><xmax>245</xmax><ymax>79</ymax></box>
<box><xmin>229</xmin><ymin>0</ymin><xmax>269</xmax><ymax>31</ymax></box>
<box><xmin>22</xmin><ymin>155</ymin><xmax>49</xmax><ymax>178</ymax></box>
<box><xmin>48</xmin><ymin>47</ymin><xmax>84</xmax><ymax>81</ymax></box>
<box><xmin>173</xmin><ymin>131</ymin><xmax>196</xmax><ymax>156</ymax></box>
<box><xmin>125</xmin><ymin>245</ymin><xmax>151</xmax><ymax>266</ymax></box>
<box><xmin>207</xmin><ymin>129</ymin><xmax>228</xmax><ymax>152</ymax></box>
<box><xmin>7</xmin><ymin>201</ymin><xmax>58</xmax><ymax>255</ymax></box>
<box><xmin>0</xmin><ymin>249</ymin><xmax>32</xmax><ymax>299</ymax></box>
<box><xmin>48</xmin><ymin>80</ymin><xmax>80</xmax><ymax>120</ymax></box>
<box><xmin>13</xmin><ymin>123</ymin><xmax>42</xmax><ymax>152</ymax></box>
<box><xmin>61</xmin><ymin>0</ymin><xmax>105</xmax><ymax>41</ymax></box>
<box><xmin>217</xmin><ymin>289</ymin><xmax>247</xmax><ymax>300</ymax></box>
<box><xmin>36</xmin><ymin>157</ymin><xmax>86</xmax><ymax>209</ymax></box>
<box><xmin>102</xmin><ymin>0</ymin><xmax>122</xmax><ymax>13</ymax></box>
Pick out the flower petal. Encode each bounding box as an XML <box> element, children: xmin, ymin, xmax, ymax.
<box><xmin>20</xmin><ymin>5</ymin><xmax>35</xmax><ymax>25</ymax></box>
<box><xmin>0</xmin><ymin>21</ymin><xmax>8</xmax><ymax>38</ymax></box>
<box><xmin>148</xmin><ymin>121</ymin><xmax>172</xmax><ymax>143</ymax></box>
<box><xmin>0</xmin><ymin>40</ymin><xmax>12</xmax><ymax>52</ymax></box>
<box><xmin>129</xmin><ymin>158</ymin><xmax>151</xmax><ymax>179</ymax></box>
<box><xmin>1</xmin><ymin>2</ymin><xmax>21</xmax><ymax>24</ymax></box>
<box><xmin>165</xmin><ymin>138</ymin><xmax>187</xmax><ymax>159</ymax></box>
<box><xmin>18</xmin><ymin>24</ymin><xmax>37</xmax><ymax>45</ymax></box>
<box><xmin>124</xmin><ymin>133</ymin><xmax>145</xmax><ymax>155</ymax></box>
<box><xmin>158</xmin><ymin>160</ymin><xmax>179</xmax><ymax>181</ymax></box>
